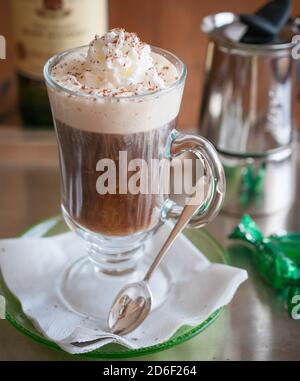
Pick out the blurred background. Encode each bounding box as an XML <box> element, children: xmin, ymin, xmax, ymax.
<box><xmin>1</xmin><ymin>0</ymin><xmax>300</xmax><ymax>130</ymax></box>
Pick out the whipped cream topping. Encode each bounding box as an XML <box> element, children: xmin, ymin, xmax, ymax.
<box><xmin>51</xmin><ymin>28</ymin><xmax>179</xmax><ymax>97</ymax></box>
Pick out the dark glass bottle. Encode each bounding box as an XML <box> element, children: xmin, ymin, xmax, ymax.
<box><xmin>11</xmin><ymin>0</ymin><xmax>108</xmax><ymax>128</ymax></box>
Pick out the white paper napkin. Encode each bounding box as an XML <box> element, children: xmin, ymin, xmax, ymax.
<box><xmin>0</xmin><ymin>224</ymin><xmax>247</xmax><ymax>354</ymax></box>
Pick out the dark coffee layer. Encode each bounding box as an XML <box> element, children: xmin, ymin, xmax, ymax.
<box><xmin>55</xmin><ymin>120</ymin><xmax>176</xmax><ymax>236</ymax></box>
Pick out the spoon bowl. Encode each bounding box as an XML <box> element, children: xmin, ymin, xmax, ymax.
<box><xmin>108</xmin><ymin>281</ymin><xmax>153</xmax><ymax>335</ymax></box>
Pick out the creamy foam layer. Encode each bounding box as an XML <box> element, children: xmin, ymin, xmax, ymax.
<box><xmin>48</xmin><ymin>29</ymin><xmax>184</xmax><ymax>134</ymax></box>
<box><xmin>51</xmin><ymin>28</ymin><xmax>179</xmax><ymax>96</ymax></box>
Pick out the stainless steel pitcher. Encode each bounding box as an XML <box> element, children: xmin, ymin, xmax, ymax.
<box><xmin>200</xmin><ymin>12</ymin><xmax>298</xmax><ymax>215</ymax></box>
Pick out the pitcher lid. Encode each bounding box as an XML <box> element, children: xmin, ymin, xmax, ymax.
<box><xmin>201</xmin><ymin>12</ymin><xmax>299</xmax><ymax>53</ymax></box>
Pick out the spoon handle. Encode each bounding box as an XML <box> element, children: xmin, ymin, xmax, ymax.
<box><xmin>143</xmin><ymin>202</ymin><xmax>200</xmax><ymax>282</ymax></box>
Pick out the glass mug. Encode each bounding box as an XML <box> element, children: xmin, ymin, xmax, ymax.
<box><xmin>44</xmin><ymin>46</ymin><xmax>225</xmax><ymax>318</ymax></box>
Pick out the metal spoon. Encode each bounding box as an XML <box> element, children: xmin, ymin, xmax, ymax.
<box><xmin>108</xmin><ymin>201</ymin><xmax>201</xmax><ymax>336</ymax></box>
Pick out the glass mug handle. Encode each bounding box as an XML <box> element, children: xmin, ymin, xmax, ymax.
<box><xmin>163</xmin><ymin>130</ymin><xmax>225</xmax><ymax>228</ymax></box>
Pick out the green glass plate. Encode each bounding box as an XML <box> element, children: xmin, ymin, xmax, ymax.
<box><xmin>0</xmin><ymin>216</ymin><xmax>226</xmax><ymax>359</ymax></box>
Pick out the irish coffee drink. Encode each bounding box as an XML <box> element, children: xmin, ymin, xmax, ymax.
<box><xmin>48</xmin><ymin>29</ymin><xmax>183</xmax><ymax>238</ymax></box>
<box><xmin>45</xmin><ymin>28</ymin><xmax>224</xmax><ymax>279</ymax></box>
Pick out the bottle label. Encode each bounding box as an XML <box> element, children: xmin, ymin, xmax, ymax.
<box><xmin>12</xmin><ymin>0</ymin><xmax>107</xmax><ymax>79</ymax></box>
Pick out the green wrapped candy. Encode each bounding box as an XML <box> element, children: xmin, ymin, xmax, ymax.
<box><xmin>239</xmin><ymin>163</ymin><xmax>266</xmax><ymax>207</ymax></box>
<box><xmin>269</xmin><ymin>233</ymin><xmax>300</xmax><ymax>266</ymax></box>
<box><xmin>229</xmin><ymin>215</ymin><xmax>300</xmax><ymax>290</ymax></box>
